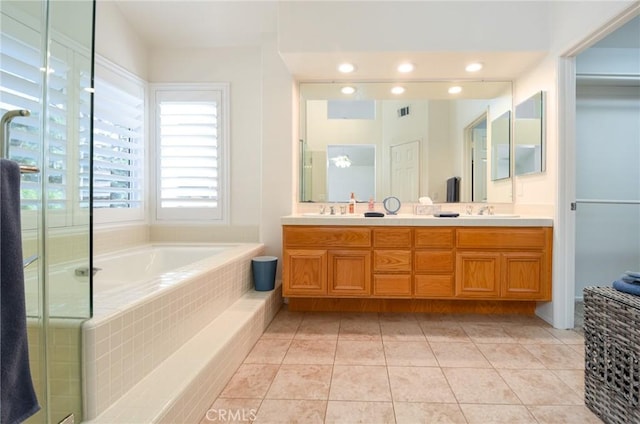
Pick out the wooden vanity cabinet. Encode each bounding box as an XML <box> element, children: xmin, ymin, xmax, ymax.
<box><xmin>283</xmin><ymin>225</ymin><xmax>552</xmax><ymax>302</ymax></box>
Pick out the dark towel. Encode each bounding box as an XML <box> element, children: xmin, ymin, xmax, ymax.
<box><xmin>613</xmin><ymin>279</ymin><xmax>640</xmax><ymax>296</ymax></box>
<box><xmin>446</xmin><ymin>176</ymin><xmax>460</xmax><ymax>202</ymax></box>
<box><xmin>1</xmin><ymin>159</ymin><xmax>40</xmax><ymax>423</ymax></box>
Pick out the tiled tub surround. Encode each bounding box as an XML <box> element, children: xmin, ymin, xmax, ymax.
<box><xmin>26</xmin><ymin>318</ymin><xmax>84</xmax><ymax>423</ymax></box>
<box><xmin>82</xmin><ymin>243</ymin><xmax>282</xmax><ymax>421</ymax></box>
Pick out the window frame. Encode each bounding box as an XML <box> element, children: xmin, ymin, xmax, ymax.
<box><xmin>150</xmin><ymin>83</ymin><xmax>230</xmax><ymax>223</ymax></box>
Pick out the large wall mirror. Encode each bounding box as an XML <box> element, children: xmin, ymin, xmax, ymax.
<box><xmin>514</xmin><ymin>91</ymin><xmax>545</xmax><ymax>176</ymax></box>
<box><xmin>299</xmin><ymin>81</ymin><xmax>513</xmax><ymax>204</ymax></box>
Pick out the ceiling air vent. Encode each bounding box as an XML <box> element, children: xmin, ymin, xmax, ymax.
<box><xmin>398</xmin><ymin>106</ymin><xmax>410</xmax><ymax>117</ymax></box>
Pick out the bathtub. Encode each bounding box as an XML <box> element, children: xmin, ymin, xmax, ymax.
<box><xmin>93</xmin><ymin>244</ymin><xmax>235</xmax><ymax>296</ymax></box>
<box><xmin>82</xmin><ymin>243</ymin><xmax>282</xmax><ymax>422</ymax></box>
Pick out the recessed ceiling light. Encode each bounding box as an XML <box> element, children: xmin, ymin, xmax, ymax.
<box><xmin>341</xmin><ymin>86</ymin><xmax>356</xmax><ymax>95</ymax></box>
<box><xmin>448</xmin><ymin>86</ymin><xmax>462</xmax><ymax>94</ymax></box>
<box><xmin>465</xmin><ymin>62</ymin><xmax>483</xmax><ymax>72</ymax></box>
<box><xmin>391</xmin><ymin>86</ymin><xmax>405</xmax><ymax>95</ymax></box>
<box><xmin>338</xmin><ymin>63</ymin><xmax>355</xmax><ymax>73</ymax></box>
<box><xmin>397</xmin><ymin>63</ymin><xmax>414</xmax><ymax>73</ymax></box>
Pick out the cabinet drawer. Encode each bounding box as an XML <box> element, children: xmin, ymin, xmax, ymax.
<box><xmin>414</xmin><ymin>251</ymin><xmax>454</xmax><ymax>272</ymax></box>
<box><xmin>414</xmin><ymin>275</ymin><xmax>454</xmax><ymax>297</ymax></box>
<box><xmin>374</xmin><ymin>250</ymin><xmax>411</xmax><ymax>272</ymax></box>
<box><xmin>284</xmin><ymin>226</ymin><xmax>371</xmax><ymax>247</ymax></box>
<box><xmin>373</xmin><ymin>228</ymin><xmax>412</xmax><ymax>248</ymax></box>
<box><xmin>457</xmin><ymin>228</ymin><xmax>547</xmax><ymax>249</ymax></box>
<box><xmin>373</xmin><ymin>274</ymin><xmax>412</xmax><ymax>297</ymax></box>
<box><xmin>415</xmin><ymin>228</ymin><xmax>455</xmax><ymax>248</ymax></box>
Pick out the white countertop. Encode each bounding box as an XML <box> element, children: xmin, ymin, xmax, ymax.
<box><xmin>281</xmin><ymin>214</ymin><xmax>553</xmax><ymax>227</ymax></box>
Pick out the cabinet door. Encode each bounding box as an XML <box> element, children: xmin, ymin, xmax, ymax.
<box><xmin>501</xmin><ymin>252</ymin><xmax>549</xmax><ymax>300</ymax></box>
<box><xmin>328</xmin><ymin>250</ymin><xmax>371</xmax><ymax>296</ymax></box>
<box><xmin>456</xmin><ymin>252</ymin><xmax>501</xmax><ymax>298</ymax></box>
<box><xmin>283</xmin><ymin>249</ymin><xmax>327</xmax><ymax>296</ymax></box>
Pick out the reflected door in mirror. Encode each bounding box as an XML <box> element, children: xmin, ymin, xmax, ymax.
<box><xmin>390</xmin><ymin>140</ymin><xmax>419</xmax><ymax>202</ymax></box>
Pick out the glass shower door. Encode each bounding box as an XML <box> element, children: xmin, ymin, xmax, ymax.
<box><xmin>1</xmin><ymin>0</ymin><xmax>94</xmax><ymax>422</ymax></box>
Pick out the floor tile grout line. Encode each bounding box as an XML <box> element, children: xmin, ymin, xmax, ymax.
<box><xmin>206</xmin><ymin>306</ymin><xmax>595</xmax><ymax>423</ymax></box>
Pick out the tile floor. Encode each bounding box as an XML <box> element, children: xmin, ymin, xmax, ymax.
<box><xmin>201</xmin><ymin>307</ymin><xmax>602</xmax><ymax>424</ymax></box>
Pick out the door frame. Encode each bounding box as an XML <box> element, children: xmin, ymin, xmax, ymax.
<box><xmin>463</xmin><ymin>113</ymin><xmax>488</xmax><ymax>203</ymax></box>
<box><xmin>555</xmin><ymin>5</ymin><xmax>639</xmax><ymax>329</ymax></box>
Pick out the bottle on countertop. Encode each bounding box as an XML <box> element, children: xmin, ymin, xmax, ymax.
<box><xmin>368</xmin><ymin>197</ymin><xmax>375</xmax><ymax>211</ymax></box>
<box><xmin>349</xmin><ymin>192</ymin><xmax>356</xmax><ymax>214</ymax></box>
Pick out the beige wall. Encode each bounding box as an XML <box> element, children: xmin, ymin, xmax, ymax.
<box><xmin>95</xmin><ymin>0</ymin><xmax>148</xmax><ymax>79</ymax></box>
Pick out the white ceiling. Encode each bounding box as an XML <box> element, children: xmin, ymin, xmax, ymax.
<box><xmin>112</xmin><ymin>1</ymin><xmax>638</xmax><ymax>81</ymax></box>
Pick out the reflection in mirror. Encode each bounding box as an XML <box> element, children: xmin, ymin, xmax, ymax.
<box><xmin>491</xmin><ymin>110</ymin><xmax>511</xmax><ymax>181</ymax></box>
<box><xmin>514</xmin><ymin>91</ymin><xmax>545</xmax><ymax>175</ymax></box>
<box><xmin>326</xmin><ymin>144</ymin><xmax>375</xmax><ymax>202</ymax></box>
<box><xmin>466</xmin><ymin>115</ymin><xmax>488</xmax><ymax>202</ymax></box>
<box><xmin>299</xmin><ymin>81</ymin><xmax>513</xmax><ymax>203</ymax></box>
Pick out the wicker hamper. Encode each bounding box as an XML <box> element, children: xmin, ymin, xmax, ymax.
<box><xmin>584</xmin><ymin>287</ymin><xmax>640</xmax><ymax>424</ymax></box>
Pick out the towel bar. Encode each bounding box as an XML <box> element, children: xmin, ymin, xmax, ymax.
<box><xmin>19</xmin><ymin>165</ymin><xmax>40</xmax><ymax>174</ymax></box>
<box><xmin>23</xmin><ymin>254</ymin><xmax>38</xmax><ymax>269</ymax></box>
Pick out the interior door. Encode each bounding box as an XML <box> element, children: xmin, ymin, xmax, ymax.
<box><xmin>390</xmin><ymin>140</ymin><xmax>420</xmax><ymax>202</ymax></box>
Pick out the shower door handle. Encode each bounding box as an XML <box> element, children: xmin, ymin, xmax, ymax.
<box><xmin>1</xmin><ymin>109</ymin><xmax>31</xmax><ymax>158</ymax></box>
<box><xmin>1</xmin><ymin>109</ymin><xmax>39</xmax><ymax>173</ymax></box>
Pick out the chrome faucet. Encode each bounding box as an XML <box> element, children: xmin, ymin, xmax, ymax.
<box><xmin>478</xmin><ymin>205</ymin><xmax>494</xmax><ymax>215</ymax></box>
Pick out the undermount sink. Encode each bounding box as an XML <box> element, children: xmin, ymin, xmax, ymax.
<box><xmin>467</xmin><ymin>214</ymin><xmax>520</xmax><ymax>218</ymax></box>
<box><xmin>301</xmin><ymin>212</ymin><xmax>359</xmax><ymax>217</ymax></box>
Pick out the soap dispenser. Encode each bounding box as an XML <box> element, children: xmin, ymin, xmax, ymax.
<box><xmin>349</xmin><ymin>192</ymin><xmax>356</xmax><ymax>214</ymax></box>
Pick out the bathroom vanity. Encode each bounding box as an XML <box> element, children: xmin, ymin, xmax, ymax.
<box><xmin>281</xmin><ymin>215</ymin><xmax>553</xmax><ymax>313</ymax></box>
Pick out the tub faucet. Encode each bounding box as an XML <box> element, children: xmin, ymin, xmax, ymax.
<box><xmin>75</xmin><ymin>266</ymin><xmax>102</xmax><ymax>277</ymax></box>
